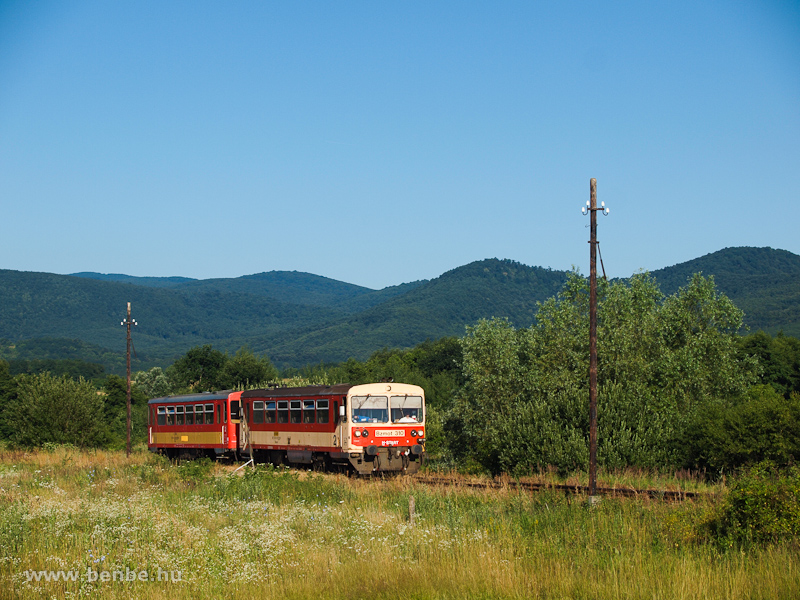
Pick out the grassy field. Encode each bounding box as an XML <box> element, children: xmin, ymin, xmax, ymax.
<box><xmin>0</xmin><ymin>448</ymin><xmax>798</xmax><ymax>600</ymax></box>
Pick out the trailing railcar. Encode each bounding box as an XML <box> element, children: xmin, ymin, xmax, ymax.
<box><xmin>240</xmin><ymin>382</ymin><xmax>426</xmax><ymax>475</ymax></box>
<box><xmin>148</xmin><ymin>390</ymin><xmax>242</xmax><ymax>459</ymax></box>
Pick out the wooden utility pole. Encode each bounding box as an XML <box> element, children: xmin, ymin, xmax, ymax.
<box><xmin>582</xmin><ymin>178</ymin><xmax>609</xmax><ymax>499</ymax></box>
<box><xmin>588</xmin><ymin>180</ymin><xmax>598</xmax><ymax>497</ymax></box>
<box><xmin>121</xmin><ymin>303</ymin><xmax>137</xmax><ymax>457</ymax></box>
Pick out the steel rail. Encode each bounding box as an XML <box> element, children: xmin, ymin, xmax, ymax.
<box><xmin>414</xmin><ymin>475</ymin><xmax>703</xmax><ymax>501</ymax></box>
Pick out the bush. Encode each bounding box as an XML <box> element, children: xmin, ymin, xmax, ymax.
<box><xmin>3</xmin><ymin>372</ymin><xmax>109</xmax><ymax>448</ymax></box>
<box><xmin>685</xmin><ymin>386</ymin><xmax>800</xmax><ymax>473</ymax></box>
<box><xmin>705</xmin><ymin>462</ymin><xmax>800</xmax><ymax>547</ymax></box>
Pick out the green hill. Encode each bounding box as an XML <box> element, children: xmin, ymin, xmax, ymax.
<box><xmin>75</xmin><ymin>270</ymin><xmax>426</xmax><ymax>312</ymax></box>
<box><xmin>2</xmin><ymin>247</ymin><xmax>799</xmax><ymax>371</ymax></box>
<box><xmin>0</xmin><ymin>269</ymin><xmax>342</xmax><ymax>365</ymax></box>
<box><xmin>650</xmin><ymin>247</ymin><xmax>800</xmax><ymax>337</ymax></box>
<box><xmin>261</xmin><ymin>259</ymin><xmax>568</xmax><ymax>365</ymax></box>
<box><xmin>70</xmin><ymin>273</ymin><xmax>196</xmax><ymax>288</ymax></box>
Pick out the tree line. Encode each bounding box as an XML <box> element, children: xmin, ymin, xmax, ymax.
<box><xmin>1</xmin><ymin>271</ymin><xmax>799</xmax><ymax>477</ymax></box>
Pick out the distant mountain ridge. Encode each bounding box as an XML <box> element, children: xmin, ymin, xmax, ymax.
<box><xmin>72</xmin><ymin>270</ymin><xmax>427</xmax><ymax>312</ymax></box>
<box><xmin>1</xmin><ymin>246</ymin><xmax>798</xmax><ymax>373</ymax></box>
<box><xmin>650</xmin><ymin>246</ymin><xmax>800</xmax><ymax>336</ymax></box>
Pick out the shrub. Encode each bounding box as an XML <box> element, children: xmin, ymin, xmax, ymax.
<box><xmin>705</xmin><ymin>462</ymin><xmax>800</xmax><ymax>547</ymax></box>
<box><xmin>685</xmin><ymin>386</ymin><xmax>800</xmax><ymax>473</ymax></box>
<box><xmin>3</xmin><ymin>372</ymin><xmax>109</xmax><ymax>448</ymax></box>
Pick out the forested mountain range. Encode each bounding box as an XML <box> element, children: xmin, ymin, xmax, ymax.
<box><xmin>1</xmin><ymin>246</ymin><xmax>799</xmax><ymax>372</ymax></box>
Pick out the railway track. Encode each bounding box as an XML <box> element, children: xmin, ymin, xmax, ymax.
<box><xmin>414</xmin><ymin>475</ymin><xmax>703</xmax><ymax>501</ymax></box>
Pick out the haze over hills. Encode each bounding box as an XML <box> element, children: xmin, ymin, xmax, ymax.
<box><xmin>2</xmin><ymin>247</ymin><xmax>799</xmax><ymax>373</ymax></box>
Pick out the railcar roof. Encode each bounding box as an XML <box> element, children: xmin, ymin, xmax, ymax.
<box><xmin>148</xmin><ymin>390</ymin><xmax>233</xmax><ymax>405</ymax></box>
<box><xmin>241</xmin><ymin>384</ymin><xmax>353</xmax><ymax>399</ymax></box>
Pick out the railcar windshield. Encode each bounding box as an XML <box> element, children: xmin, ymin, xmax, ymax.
<box><xmin>391</xmin><ymin>395</ymin><xmax>423</xmax><ymax>423</ymax></box>
<box><xmin>351</xmin><ymin>395</ymin><xmax>388</xmax><ymax>423</ymax></box>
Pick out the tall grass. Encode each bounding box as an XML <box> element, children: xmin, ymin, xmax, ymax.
<box><xmin>0</xmin><ymin>447</ymin><xmax>797</xmax><ymax>599</ymax></box>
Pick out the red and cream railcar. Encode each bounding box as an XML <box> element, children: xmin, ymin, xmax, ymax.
<box><xmin>240</xmin><ymin>382</ymin><xmax>426</xmax><ymax>475</ymax></box>
<box><xmin>148</xmin><ymin>390</ymin><xmax>242</xmax><ymax>459</ymax></box>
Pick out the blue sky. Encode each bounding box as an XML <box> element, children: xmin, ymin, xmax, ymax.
<box><xmin>1</xmin><ymin>1</ymin><xmax>798</xmax><ymax>290</ymax></box>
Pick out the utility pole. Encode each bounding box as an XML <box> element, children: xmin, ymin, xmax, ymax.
<box><xmin>582</xmin><ymin>178</ymin><xmax>609</xmax><ymax>499</ymax></box>
<box><xmin>121</xmin><ymin>303</ymin><xmax>137</xmax><ymax>457</ymax></box>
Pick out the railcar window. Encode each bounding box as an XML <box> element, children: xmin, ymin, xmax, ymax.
<box><xmin>176</xmin><ymin>405</ymin><xmax>184</xmax><ymax>426</ymax></box>
<box><xmin>303</xmin><ymin>399</ymin><xmax>316</xmax><ymax>423</ymax></box>
<box><xmin>185</xmin><ymin>405</ymin><xmax>194</xmax><ymax>425</ymax></box>
<box><xmin>317</xmin><ymin>399</ymin><xmax>329</xmax><ymax>424</ymax></box>
<box><xmin>391</xmin><ymin>395</ymin><xmax>423</xmax><ymax>423</ymax></box>
<box><xmin>166</xmin><ymin>406</ymin><xmax>175</xmax><ymax>426</ymax></box>
<box><xmin>230</xmin><ymin>400</ymin><xmax>240</xmax><ymax>421</ymax></box>
<box><xmin>206</xmin><ymin>404</ymin><xmax>214</xmax><ymax>425</ymax></box>
<box><xmin>266</xmin><ymin>401</ymin><xmax>276</xmax><ymax>424</ymax></box>
<box><xmin>223</xmin><ymin>402</ymin><xmax>227</xmax><ymax>423</ymax></box>
<box><xmin>253</xmin><ymin>401</ymin><xmax>265</xmax><ymax>424</ymax></box>
<box><xmin>277</xmin><ymin>401</ymin><xmax>289</xmax><ymax>424</ymax></box>
<box><xmin>157</xmin><ymin>406</ymin><xmax>166</xmax><ymax>426</ymax></box>
<box><xmin>195</xmin><ymin>404</ymin><xmax>205</xmax><ymax>425</ymax></box>
<box><xmin>351</xmin><ymin>395</ymin><xmax>388</xmax><ymax>423</ymax></box>
<box><xmin>290</xmin><ymin>400</ymin><xmax>302</xmax><ymax>424</ymax></box>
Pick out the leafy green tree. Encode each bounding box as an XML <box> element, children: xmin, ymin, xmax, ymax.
<box><xmin>170</xmin><ymin>345</ymin><xmax>227</xmax><ymax>392</ymax></box>
<box><xmin>685</xmin><ymin>386</ymin><xmax>800</xmax><ymax>472</ymax></box>
<box><xmin>452</xmin><ymin>272</ymin><xmax>758</xmax><ymax>475</ymax></box>
<box><xmin>0</xmin><ymin>360</ymin><xmax>17</xmax><ymax>440</ymax></box>
<box><xmin>739</xmin><ymin>331</ymin><xmax>800</xmax><ymax>397</ymax></box>
<box><xmin>134</xmin><ymin>366</ymin><xmax>174</xmax><ymax>399</ymax></box>
<box><xmin>4</xmin><ymin>373</ymin><xmax>109</xmax><ymax>448</ymax></box>
<box><xmin>6</xmin><ymin>358</ymin><xmax>105</xmax><ymax>381</ymax></box>
<box><xmin>222</xmin><ymin>347</ymin><xmax>278</xmax><ymax>388</ymax></box>
<box><xmin>102</xmin><ymin>375</ymin><xmax>149</xmax><ymax>447</ymax></box>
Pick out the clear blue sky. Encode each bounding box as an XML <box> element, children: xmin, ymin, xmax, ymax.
<box><xmin>1</xmin><ymin>1</ymin><xmax>798</xmax><ymax>290</ymax></box>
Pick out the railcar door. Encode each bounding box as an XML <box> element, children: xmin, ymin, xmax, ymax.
<box><xmin>230</xmin><ymin>398</ymin><xmax>241</xmax><ymax>446</ymax></box>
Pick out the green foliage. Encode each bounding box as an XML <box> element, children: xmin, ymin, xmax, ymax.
<box><xmin>222</xmin><ymin>346</ymin><xmax>278</xmax><ymax>388</ymax></box>
<box><xmin>169</xmin><ymin>345</ymin><xmax>228</xmax><ymax>392</ymax></box>
<box><xmin>0</xmin><ymin>337</ymin><xmax>125</xmax><ymax>375</ymax></box>
<box><xmin>3</xmin><ymin>372</ymin><xmax>109</xmax><ymax>448</ymax></box>
<box><xmin>738</xmin><ymin>331</ymin><xmax>800</xmax><ymax>397</ymax></box>
<box><xmin>452</xmin><ymin>272</ymin><xmax>757</xmax><ymax>475</ymax></box>
<box><xmin>0</xmin><ymin>360</ymin><xmax>16</xmax><ymax>440</ymax></box>
<box><xmin>133</xmin><ymin>366</ymin><xmax>174</xmax><ymax>398</ymax></box>
<box><xmin>167</xmin><ymin>345</ymin><xmax>279</xmax><ymax>392</ymax></box>
<box><xmin>685</xmin><ymin>386</ymin><xmax>800</xmax><ymax>472</ymax></box>
<box><xmin>705</xmin><ymin>462</ymin><xmax>800</xmax><ymax>546</ymax></box>
<box><xmin>101</xmin><ymin>375</ymin><xmax>149</xmax><ymax>447</ymax></box>
<box><xmin>6</xmin><ymin>358</ymin><xmax>105</xmax><ymax>381</ymax></box>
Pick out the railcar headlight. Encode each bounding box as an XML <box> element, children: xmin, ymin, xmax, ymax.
<box><xmin>362</xmin><ymin>429</ymin><xmax>369</xmax><ymax>438</ymax></box>
<box><xmin>353</xmin><ymin>430</ymin><xmax>361</xmax><ymax>438</ymax></box>
<box><xmin>410</xmin><ymin>429</ymin><xmax>417</xmax><ymax>437</ymax></box>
